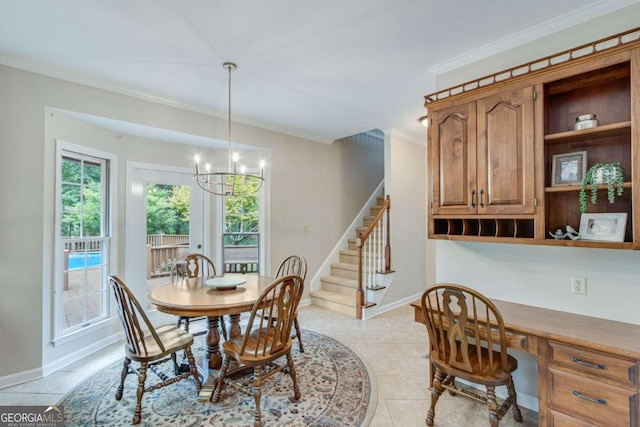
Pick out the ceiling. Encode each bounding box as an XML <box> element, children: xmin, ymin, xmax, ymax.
<box><xmin>0</xmin><ymin>0</ymin><xmax>637</xmax><ymax>145</ymax></box>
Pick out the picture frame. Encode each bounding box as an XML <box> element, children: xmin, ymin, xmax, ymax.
<box><xmin>551</xmin><ymin>151</ymin><xmax>587</xmax><ymax>186</ymax></box>
<box><xmin>579</xmin><ymin>213</ymin><xmax>627</xmax><ymax>242</ymax></box>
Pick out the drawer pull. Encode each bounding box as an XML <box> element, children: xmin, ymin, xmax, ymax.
<box><xmin>571</xmin><ymin>357</ymin><xmax>607</xmax><ymax>370</ymax></box>
<box><xmin>572</xmin><ymin>390</ymin><xmax>607</xmax><ymax>405</ymax></box>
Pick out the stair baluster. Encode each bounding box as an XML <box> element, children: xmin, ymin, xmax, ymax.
<box><xmin>356</xmin><ymin>195</ymin><xmax>392</xmax><ymax>319</ymax></box>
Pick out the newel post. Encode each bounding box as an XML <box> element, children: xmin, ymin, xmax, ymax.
<box><xmin>384</xmin><ymin>195</ymin><xmax>391</xmax><ymax>272</ymax></box>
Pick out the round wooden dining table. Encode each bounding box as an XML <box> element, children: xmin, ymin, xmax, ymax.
<box><xmin>148</xmin><ymin>274</ymin><xmax>275</xmax><ymax>372</ymax></box>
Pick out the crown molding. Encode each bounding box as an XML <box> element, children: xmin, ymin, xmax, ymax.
<box><xmin>0</xmin><ymin>57</ymin><xmax>334</xmax><ymax>144</ymax></box>
<box><xmin>427</xmin><ymin>0</ymin><xmax>640</xmax><ymax>76</ymax></box>
<box><xmin>381</xmin><ymin>128</ymin><xmax>426</xmax><ymax>146</ymax></box>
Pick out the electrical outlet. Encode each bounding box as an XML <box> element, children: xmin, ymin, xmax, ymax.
<box><xmin>572</xmin><ymin>276</ymin><xmax>587</xmax><ymax>295</ymax></box>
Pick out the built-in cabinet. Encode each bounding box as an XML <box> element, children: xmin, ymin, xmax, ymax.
<box><xmin>431</xmin><ymin>86</ymin><xmax>535</xmax><ymax>216</ymax></box>
<box><xmin>427</xmin><ymin>28</ymin><xmax>640</xmax><ymax>249</ymax></box>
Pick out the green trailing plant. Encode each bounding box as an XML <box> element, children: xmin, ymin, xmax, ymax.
<box><xmin>579</xmin><ymin>162</ymin><xmax>625</xmax><ymax>213</ymax></box>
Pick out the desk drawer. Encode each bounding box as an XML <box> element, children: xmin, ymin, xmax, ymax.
<box><xmin>548</xmin><ymin>368</ymin><xmax>638</xmax><ymax>427</ymax></box>
<box><xmin>548</xmin><ymin>409</ymin><xmax>597</xmax><ymax>426</ymax></box>
<box><xmin>549</xmin><ymin>342</ymin><xmax>637</xmax><ymax>388</ymax></box>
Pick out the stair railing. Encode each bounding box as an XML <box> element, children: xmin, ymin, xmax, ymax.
<box><xmin>356</xmin><ymin>195</ymin><xmax>391</xmax><ymax>319</ymax></box>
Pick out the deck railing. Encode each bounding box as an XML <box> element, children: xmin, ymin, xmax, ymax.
<box><xmin>223</xmin><ymin>232</ymin><xmax>259</xmax><ymax>273</ymax></box>
<box><xmin>356</xmin><ymin>195</ymin><xmax>391</xmax><ymax>319</ymax></box>
<box><xmin>146</xmin><ymin>244</ymin><xmax>188</xmax><ymax>278</ymax></box>
<box><xmin>146</xmin><ymin>234</ymin><xmax>188</xmax><ymax>247</ymax></box>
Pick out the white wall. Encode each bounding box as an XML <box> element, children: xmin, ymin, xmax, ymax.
<box><xmin>0</xmin><ymin>63</ymin><xmax>382</xmax><ymax>382</ymax></box>
<box><xmin>436</xmin><ymin>241</ymin><xmax>640</xmax><ymax>323</ymax></box>
<box><xmin>375</xmin><ymin>130</ymin><xmax>433</xmax><ymax>313</ymax></box>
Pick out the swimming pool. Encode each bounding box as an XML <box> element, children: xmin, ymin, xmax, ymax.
<box><xmin>68</xmin><ymin>252</ymin><xmax>103</xmax><ymax>269</ymax></box>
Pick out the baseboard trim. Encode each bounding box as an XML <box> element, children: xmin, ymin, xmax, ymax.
<box><xmin>0</xmin><ymin>331</ymin><xmax>123</xmax><ymax>390</ymax></box>
<box><xmin>0</xmin><ymin>366</ymin><xmax>43</xmax><ymax>390</ymax></box>
<box><xmin>43</xmin><ymin>332</ymin><xmax>122</xmax><ymax>377</ymax></box>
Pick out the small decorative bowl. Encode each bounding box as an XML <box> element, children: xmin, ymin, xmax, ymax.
<box><xmin>574</xmin><ymin>114</ymin><xmax>598</xmax><ymax>131</ymax></box>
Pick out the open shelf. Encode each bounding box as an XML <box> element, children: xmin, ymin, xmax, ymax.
<box><xmin>432</xmin><ymin>218</ymin><xmax>535</xmax><ymax>239</ymax></box>
<box><xmin>545</xmin><ymin>182</ymin><xmax>631</xmax><ymax>193</ymax></box>
<box><xmin>544</xmin><ymin>121</ymin><xmax>631</xmax><ymax>144</ymax></box>
<box><xmin>543</xmin><ymin>60</ymin><xmax>633</xmax><ymax>247</ymax></box>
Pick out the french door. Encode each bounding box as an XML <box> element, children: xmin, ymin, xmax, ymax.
<box><xmin>125</xmin><ymin>162</ymin><xmax>207</xmax><ymax>309</ymax></box>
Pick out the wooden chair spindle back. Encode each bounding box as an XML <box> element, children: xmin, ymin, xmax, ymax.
<box><xmin>275</xmin><ymin>255</ymin><xmax>307</xmax><ymax>280</ymax></box>
<box><xmin>109</xmin><ymin>275</ymin><xmax>165</xmax><ymax>357</ymax></box>
<box><xmin>171</xmin><ymin>253</ymin><xmax>217</xmax><ymax>282</ymax></box>
<box><xmin>422</xmin><ymin>284</ymin><xmax>509</xmax><ymax>376</ymax></box>
<box><xmin>241</xmin><ymin>275</ymin><xmax>303</xmax><ymax>358</ymax></box>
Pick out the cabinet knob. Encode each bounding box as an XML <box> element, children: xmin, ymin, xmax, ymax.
<box><xmin>471</xmin><ymin>190</ymin><xmax>476</xmax><ymax>208</ymax></box>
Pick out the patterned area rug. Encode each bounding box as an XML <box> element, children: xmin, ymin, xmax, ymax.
<box><xmin>60</xmin><ymin>331</ymin><xmax>375</xmax><ymax>426</ymax></box>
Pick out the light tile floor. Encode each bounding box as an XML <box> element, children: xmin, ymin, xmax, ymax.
<box><xmin>0</xmin><ymin>304</ymin><xmax>538</xmax><ymax>426</ymax></box>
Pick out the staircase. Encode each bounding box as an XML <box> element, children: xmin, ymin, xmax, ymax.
<box><xmin>309</xmin><ymin>193</ymin><xmax>388</xmax><ymax>317</ymax></box>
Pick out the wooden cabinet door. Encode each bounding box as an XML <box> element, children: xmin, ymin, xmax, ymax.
<box><xmin>430</xmin><ymin>102</ymin><xmax>477</xmax><ymax>215</ymax></box>
<box><xmin>476</xmin><ymin>86</ymin><xmax>536</xmax><ymax>214</ymax></box>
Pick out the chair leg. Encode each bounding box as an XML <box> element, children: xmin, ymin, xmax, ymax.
<box><xmin>171</xmin><ymin>351</ymin><xmax>179</xmax><ymax>375</ymax></box>
<box><xmin>184</xmin><ymin>346</ymin><xmax>202</xmax><ymax>392</ymax></box>
<box><xmin>507</xmin><ymin>376</ymin><xmax>523</xmax><ymax>423</ymax></box>
<box><xmin>133</xmin><ymin>362</ymin><xmax>148</xmax><ymax>425</ymax></box>
<box><xmin>292</xmin><ymin>316</ymin><xmax>304</xmax><ymax>353</ymax></box>
<box><xmin>286</xmin><ymin>352</ymin><xmax>302</xmax><ymax>401</ymax></box>
<box><xmin>252</xmin><ymin>365</ymin><xmax>263</xmax><ymax>427</ymax></box>
<box><xmin>184</xmin><ymin>317</ymin><xmax>191</xmax><ymax>333</ymax></box>
<box><xmin>426</xmin><ymin>367</ymin><xmax>445</xmax><ymax>427</ymax></box>
<box><xmin>446</xmin><ymin>375</ymin><xmax>457</xmax><ymax>395</ymax></box>
<box><xmin>486</xmin><ymin>385</ymin><xmax>500</xmax><ymax>427</ymax></box>
<box><xmin>211</xmin><ymin>356</ymin><xmax>231</xmax><ymax>403</ymax></box>
<box><xmin>219</xmin><ymin>316</ymin><xmax>228</xmax><ymax>341</ymax></box>
<box><xmin>115</xmin><ymin>357</ymin><xmax>131</xmax><ymax>400</ymax></box>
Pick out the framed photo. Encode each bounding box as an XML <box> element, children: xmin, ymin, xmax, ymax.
<box><xmin>579</xmin><ymin>213</ymin><xmax>627</xmax><ymax>242</ymax></box>
<box><xmin>551</xmin><ymin>151</ymin><xmax>587</xmax><ymax>186</ymax></box>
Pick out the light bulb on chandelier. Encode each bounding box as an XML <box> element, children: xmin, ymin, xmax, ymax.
<box><xmin>194</xmin><ymin>62</ymin><xmax>265</xmax><ymax>197</ymax></box>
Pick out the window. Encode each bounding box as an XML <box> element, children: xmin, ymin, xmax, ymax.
<box><xmin>55</xmin><ymin>145</ymin><xmax>112</xmax><ymax>338</ymax></box>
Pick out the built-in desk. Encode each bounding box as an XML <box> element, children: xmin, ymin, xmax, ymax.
<box><xmin>411</xmin><ymin>299</ymin><xmax>640</xmax><ymax>426</ymax></box>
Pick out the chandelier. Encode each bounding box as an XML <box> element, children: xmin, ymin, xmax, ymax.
<box><xmin>194</xmin><ymin>62</ymin><xmax>265</xmax><ymax>197</ymax></box>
